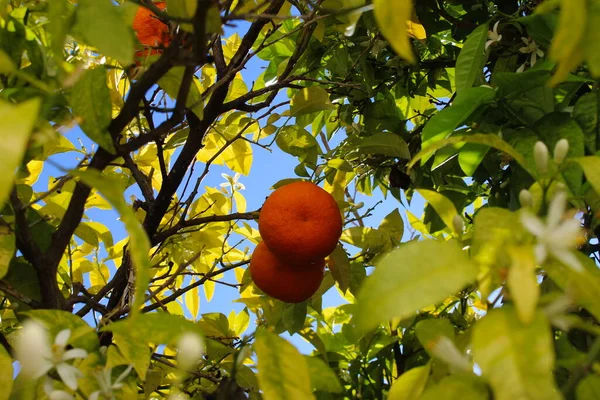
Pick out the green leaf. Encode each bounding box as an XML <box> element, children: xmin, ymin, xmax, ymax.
<box><xmin>458</xmin><ymin>143</ymin><xmax>489</xmax><ymax>176</ymax></box>
<box><xmin>0</xmin><ymin>226</ymin><xmax>15</xmax><ymax>280</ymax></box>
<box><xmin>72</xmin><ymin>0</ymin><xmax>134</xmax><ymax>66</ymax></box>
<box><xmin>254</xmin><ymin>330</ymin><xmax>315</xmax><ymax>400</ymax></box>
<box><xmin>415</xmin><ymin>318</ymin><xmax>455</xmax><ymax>350</ymax></box>
<box><xmin>290</xmin><ymin>87</ymin><xmax>335</xmax><ymax>116</ymax></box>
<box><xmin>472</xmin><ymin>308</ymin><xmax>560</xmax><ymax>400</ymax></box>
<box><xmin>378</xmin><ymin>208</ymin><xmax>404</xmax><ymax>242</ymax></box>
<box><xmin>507</xmin><ymin>245</ymin><xmax>539</xmax><ymax>324</ymax></box>
<box><xmin>577</xmin><ymin>374</ymin><xmax>600</xmax><ymax>400</ymax></box>
<box><xmin>358</xmin><ymin>132</ymin><xmax>410</xmax><ymax>159</ymax></box>
<box><xmin>327</xmin><ymin>158</ymin><xmax>354</xmax><ymax>172</ymax></box>
<box><xmin>305</xmin><ymin>356</ymin><xmax>343</xmax><ymax>393</ymax></box>
<box><xmin>0</xmin><ymin>345</ymin><xmax>13</xmax><ymax>400</ymax></box>
<box><xmin>411</xmin><ymin>133</ymin><xmax>532</xmax><ymax>176</ymax></box>
<box><xmin>70</xmin><ymin>67</ymin><xmax>116</xmax><ymax>154</ymax></box>
<box><xmin>328</xmin><ymin>245</ymin><xmax>351</xmax><ymax>293</ymax></box>
<box><xmin>545</xmin><ymin>253</ymin><xmax>600</xmax><ymax>322</ymax></box>
<box><xmin>21</xmin><ymin>309</ymin><xmax>98</xmax><ymax>351</ymax></box>
<box><xmin>355</xmin><ymin>240</ymin><xmax>477</xmax><ymax>334</ymax></box>
<box><xmin>276</xmin><ymin>126</ymin><xmax>320</xmax><ymax>166</ymax></box>
<box><xmin>573</xmin><ymin>156</ymin><xmax>600</xmax><ymax>197</ymax></box>
<box><xmin>282</xmin><ymin>302</ymin><xmax>307</xmax><ymax>334</ymax></box>
<box><xmin>455</xmin><ymin>23</ymin><xmax>489</xmax><ymax>93</ymax></box>
<box><xmin>70</xmin><ymin>169</ymin><xmax>150</xmax><ymax>317</ymax></box>
<box><xmin>0</xmin><ymin>49</ymin><xmax>15</xmax><ymax>74</ymax></box>
<box><xmin>388</xmin><ymin>363</ymin><xmax>431</xmax><ymax>400</ymax></box>
<box><xmin>373</xmin><ymin>0</ymin><xmax>415</xmax><ymax>63</ymax></box>
<box><xmin>420</xmin><ymin>86</ymin><xmax>497</xmax><ymax>150</ymax></box>
<box><xmin>0</xmin><ymin>99</ymin><xmax>41</xmax><ymax>211</ymax></box>
<box><xmin>420</xmin><ymin>374</ymin><xmax>490</xmax><ymax>400</ymax></box>
<box><xmin>159</xmin><ymin>67</ymin><xmax>204</xmax><ymax>119</ymax></box>
<box><xmin>585</xmin><ymin>3</ymin><xmax>600</xmax><ymax>77</ymax></box>
<box><xmin>105</xmin><ymin>312</ymin><xmax>204</xmax><ymax>345</ymax></box>
<box><xmin>417</xmin><ymin>190</ymin><xmax>458</xmax><ymax>233</ymax></box>
<box><xmin>573</xmin><ymin>92</ymin><xmax>599</xmax><ymax>153</ymax></box>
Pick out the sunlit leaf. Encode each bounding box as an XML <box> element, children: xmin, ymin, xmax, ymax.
<box><xmin>388</xmin><ymin>363</ymin><xmax>431</xmax><ymax>400</ymax></box>
<box><xmin>358</xmin><ymin>132</ymin><xmax>410</xmax><ymax>159</ymax></box>
<box><xmin>420</xmin><ymin>374</ymin><xmax>490</xmax><ymax>400</ymax></box>
<box><xmin>0</xmin><ymin>226</ymin><xmax>15</xmax><ymax>280</ymax></box>
<box><xmin>507</xmin><ymin>245</ymin><xmax>539</xmax><ymax>324</ymax></box>
<box><xmin>0</xmin><ymin>98</ymin><xmax>41</xmax><ymax>211</ymax></box>
<box><xmin>455</xmin><ymin>23</ymin><xmax>488</xmax><ymax>93</ymax></box>
<box><xmin>355</xmin><ymin>240</ymin><xmax>477</xmax><ymax>333</ymax></box>
<box><xmin>472</xmin><ymin>308</ymin><xmax>560</xmax><ymax>400</ymax></box>
<box><xmin>290</xmin><ymin>87</ymin><xmax>335</xmax><ymax>116</ymax></box>
<box><xmin>373</xmin><ymin>0</ymin><xmax>415</xmax><ymax>63</ymax></box>
<box><xmin>255</xmin><ymin>330</ymin><xmax>315</xmax><ymax>400</ymax></box>
<box><xmin>417</xmin><ymin>190</ymin><xmax>458</xmax><ymax>233</ymax></box>
<box><xmin>305</xmin><ymin>356</ymin><xmax>343</xmax><ymax>393</ymax></box>
<box><xmin>328</xmin><ymin>245</ymin><xmax>350</xmax><ymax>293</ymax></box>
<box><xmin>0</xmin><ymin>345</ymin><xmax>13</xmax><ymax>400</ymax></box>
<box><xmin>72</xmin><ymin>0</ymin><xmax>134</xmax><ymax>65</ymax></box>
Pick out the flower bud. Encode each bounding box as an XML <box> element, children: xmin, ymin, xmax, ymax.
<box><xmin>176</xmin><ymin>332</ymin><xmax>205</xmax><ymax>370</ymax></box>
<box><xmin>553</xmin><ymin>139</ymin><xmax>569</xmax><ymax>164</ymax></box>
<box><xmin>534</xmin><ymin>141</ymin><xmax>549</xmax><ymax>174</ymax></box>
<box><xmin>519</xmin><ymin>189</ymin><xmax>533</xmax><ymax>208</ymax></box>
<box><xmin>452</xmin><ymin>214</ymin><xmax>464</xmax><ymax>235</ymax></box>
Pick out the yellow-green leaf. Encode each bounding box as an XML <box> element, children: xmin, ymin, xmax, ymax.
<box><xmin>0</xmin><ymin>98</ymin><xmax>41</xmax><ymax>210</ymax></box>
<box><xmin>306</xmin><ymin>356</ymin><xmax>343</xmax><ymax>393</ymax></box>
<box><xmin>572</xmin><ymin>156</ymin><xmax>600</xmax><ymax>195</ymax></box>
<box><xmin>355</xmin><ymin>240</ymin><xmax>477</xmax><ymax>334</ymax></box>
<box><xmin>373</xmin><ymin>0</ymin><xmax>415</xmax><ymax>63</ymax></box>
<box><xmin>70</xmin><ymin>169</ymin><xmax>150</xmax><ymax>317</ymax></box>
<box><xmin>417</xmin><ymin>190</ymin><xmax>458</xmax><ymax>233</ymax></box>
<box><xmin>388</xmin><ymin>363</ymin><xmax>431</xmax><ymax>400</ymax></box>
<box><xmin>455</xmin><ymin>23</ymin><xmax>488</xmax><ymax>93</ymax></box>
<box><xmin>0</xmin><ymin>226</ymin><xmax>15</xmax><ymax>280</ymax></box>
<box><xmin>506</xmin><ymin>245</ymin><xmax>539</xmax><ymax>324</ymax></box>
<box><xmin>290</xmin><ymin>87</ymin><xmax>336</xmax><ymax>116</ymax></box>
<box><xmin>328</xmin><ymin>245</ymin><xmax>351</xmax><ymax>293</ymax></box>
<box><xmin>472</xmin><ymin>308</ymin><xmax>560</xmax><ymax>400</ymax></box>
<box><xmin>185</xmin><ymin>282</ymin><xmax>200</xmax><ymax>320</ymax></box>
<box><xmin>0</xmin><ymin>345</ymin><xmax>13</xmax><ymax>400</ymax></box>
<box><xmin>255</xmin><ymin>330</ymin><xmax>315</xmax><ymax>400</ymax></box>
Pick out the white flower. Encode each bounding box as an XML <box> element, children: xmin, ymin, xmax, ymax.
<box><xmin>43</xmin><ymin>377</ymin><xmax>75</xmax><ymax>400</ymax></box>
<box><xmin>554</xmin><ymin>139</ymin><xmax>569</xmax><ymax>164</ymax></box>
<box><xmin>88</xmin><ymin>365</ymin><xmax>133</xmax><ymax>400</ymax></box>
<box><xmin>485</xmin><ymin>21</ymin><xmax>502</xmax><ymax>50</ymax></box>
<box><xmin>15</xmin><ymin>321</ymin><xmax>88</xmax><ymax>391</ymax></box>
<box><xmin>220</xmin><ymin>172</ymin><xmax>245</xmax><ymax>191</ymax></box>
<box><xmin>519</xmin><ymin>189</ymin><xmax>533</xmax><ymax>208</ymax></box>
<box><xmin>534</xmin><ymin>141</ymin><xmax>549</xmax><ymax>174</ymax></box>
<box><xmin>518</xmin><ymin>37</ymin><xmax>545</xmax><ymax>71</ymax></box>
<box><xmin>520</xmin><ymin>191</ymin><xmax>584</xmax><ymax>272</ymax></box>
<box><xmin>176</xmin><ymin>332</ymin><xmax>205</xmax><ymax>370</ymax></box>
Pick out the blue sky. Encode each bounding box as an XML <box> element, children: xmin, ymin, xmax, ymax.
<box><xmin>30</xmin><ymin>17</ymin><xmax>427</xmax><ymax>355</ymax></box>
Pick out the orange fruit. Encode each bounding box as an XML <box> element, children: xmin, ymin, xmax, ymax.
<box><xmin>258</xmin><ymin>181</ymin><xmax>343</xmax><ymax>265</ymax></box>
<box><xmin>250</xmin><ymin>242</ymin><xmax>324</xmax><ymax>303</ymax></box>
<box><xmin>133</xmin><ymin>2</ymin><xmax>170</xmax><ymax>48</ymax></box>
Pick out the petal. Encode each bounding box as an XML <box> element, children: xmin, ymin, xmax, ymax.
<box><xmin>485</xmin><ymin>40</ymin><xmax>493</xmax><ymax>50</ymax></box>
<box><xmin>62</xmin><ymin>348</ymin><xmax>88</xmax><ymax>361</ymax></box>
<box><xmin>520</xmin><ymin>212</ymin><xmax>546</xmax><ymax>237</ymax></box>
<box><xmin>548</xmin><ymin>219</ymin><xmax>582</xmax><ymax>246</ymax></box>
<box><xmin>493</xmin><ymin>21</ymin><xmax>500</xmax><ymax>33</ymax></box>
<box><xmin>49</xmin><ymin>390</ymin><xmax>75</xmax><ymax>400</ymax></box>
<box><xmin>516</xmin><ymin>63</ymin><xmax>526</xmax><ymax>73</ymax></box>
<box><xmin>56</xmin><ymin>363</ymin><xmax>81</xmax><ymax>391</ymax></box>
<box><xmin>547</xmin><ymin>191</ymin><xmax>567</xmax><ymax>229</ymax></box>
<box><xmin>521</xmin><ymin>37</ymin><xmax>530</xmax><ymax>45</ymax></box>
<box><xmin>54</xmin><ymin>329</ymin><xmax>71</xmax><ymax>347</ymax></box>
<box><xmin>534</xmin><ymin>243</ymin><xmax>547</xmax><ymax>264</ymax></box>
<box><xmin>519</xmin><ymin>46</ymin><xmax>529</xmax><ymax>53</ymax></box>
<box><xmin>89</xmin><ymin>392</ymin><xmax>100</xmax><ymax>400</ymax></box>
<box><xmin>537</xmin><ymin>49</ymin><xmax>545</xmax><ymax>57</ymax></box>
<box><xmin>551</xmin><ymin>249</ymin><xmax>584</xmax><ymax>272</ymax></box>
<box><xmin>531</xmin><ymin>53</ymin><xmax>537</xmax><ymax>66</ymax></box>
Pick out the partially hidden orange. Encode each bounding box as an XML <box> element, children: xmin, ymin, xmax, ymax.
<box><xmin>258</xmin><ymin>181</ymin><xmax>342</xmax><ymax>265</ymax></box>
<box><xmin>133</xmin><ymin>2</ymin><xmax>170</xmax><ymax>49</ymax></box>
<box><xmin>250</xmin><ymin>242</ymin><xmax>324</xmax><ymax>303</ymax></box>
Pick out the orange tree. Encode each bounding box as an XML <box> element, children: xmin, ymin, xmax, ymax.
<box><xmin>2</xmin><ymin>0</ymin><xmax>600</xmax><ymax>399</ymax></box>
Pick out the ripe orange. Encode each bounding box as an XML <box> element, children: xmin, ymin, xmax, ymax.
<box><xmin>250</xmin><ymin>242</ymin><xmax>324</xmax><ymax>303</ymax></box>
<box><xmin>258</xmin><ymin>181</ymin><xmax>342</xmax><ymax>265</ymax></box>
<box><xmin>133</xmin><ymin>2</ymin><xmax>170</xmax><ymax>48</ymax></box>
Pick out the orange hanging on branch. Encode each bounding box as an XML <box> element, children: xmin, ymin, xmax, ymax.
<box><xmin>133</xmin><ymin>2</ymin><xmax>170</xmax><ymax>49</ymax></box>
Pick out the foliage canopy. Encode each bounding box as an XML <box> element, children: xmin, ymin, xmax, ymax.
<box><xmin>1</xmin><ymin>0</ymin><xmax>600</xmax><ymax>399</ymax></box>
